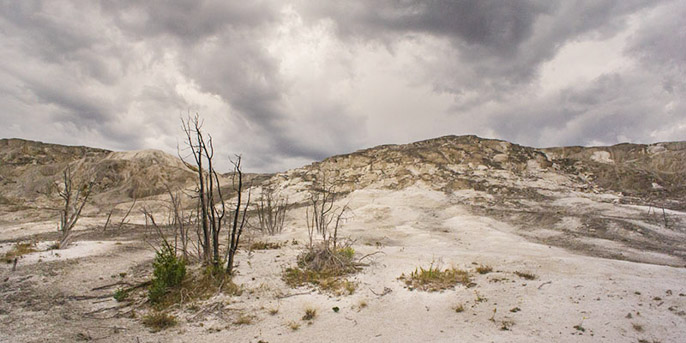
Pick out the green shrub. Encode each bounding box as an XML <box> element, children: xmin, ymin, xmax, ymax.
<box><xmin>148</xmin><ymin>246</ymin><xmax>186</xmax><ymax>304</ymax></box>
<box><xmin>113</xmin><ymin>288</ymin><xmax>128</xmax><ymax>302</ymax></box>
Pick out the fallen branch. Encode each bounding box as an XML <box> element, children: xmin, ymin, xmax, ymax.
<box><xmin>537</xmin><ymin>281</ymin><xmax>552</xmax><ymax>290</ymax></box>
<box><xmin>91</xmin><ymin>281</ymin><xmax>134</xmax><ymax>292</ymax></box>
<box><xmin>276</xmin><ymin>291</ymin><xmax>312</xmax><ymax>299</ymax></box>
<box><xmin>83</xmin><ymin>304</ymin><xmax>130</xmax><ymax>316</ymax></box>
<box><xmin>357</xmin><ymin>251</ymin><xmax>385</xmax><ymax>262</ymax></box>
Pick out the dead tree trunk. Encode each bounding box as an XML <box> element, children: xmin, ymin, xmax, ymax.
<box><xmin>57</xmin><ymin>166</ymin><xmax>92</xmax><ymax>249</ymax></box>
<box><xmin>226</xmin><ymin>156</ymin><xmax>250</xmax><ymax>275</ymax></box>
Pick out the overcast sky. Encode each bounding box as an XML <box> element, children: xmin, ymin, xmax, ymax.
<box><xmin>1</xmin><ymin>1</ymin><xmax>684</xmax><ymax>172</ymax></box>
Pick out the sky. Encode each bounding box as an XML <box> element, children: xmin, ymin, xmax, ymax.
<box><xmin>1</xmin><ymin>1</ymin><xmax>684</xmax><ymax>173</ymax></box>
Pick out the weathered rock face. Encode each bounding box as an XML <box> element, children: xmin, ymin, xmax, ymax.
<box><xmin>266</xmin><ymin>135</ymin><xmax>685</xmax><ymax>206</ymax></box>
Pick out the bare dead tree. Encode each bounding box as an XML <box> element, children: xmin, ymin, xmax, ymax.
<box><xmin>255</xmin><ymin>187</ymin><xmax>288</xmax><ymax>235</ymax></box>
<box><xmin>57</xmin><ymin>166</ymin><xmax>93</xmax><ymax>249</ymax></box>
<box><xmin>180</xmin><ymin>114</ymin><xmax>249</xmax><ymax>273</ymax></box>
<box><xmin>167</xmin><ymin>185</ymin><xmax>190</xmax><ymax>261</ymax></box>
<box><xmin>226</xmin><ymin>155</ymin><xmax>251</xmax><ymax>275</ymax></box>
<box><xmin>181</xmin><ymin>114</ymin><xmax>212</xmax><ymax>264</ymax></box>
<box><xmin>102</xmin><ymin>209</ymin><xmax>113</xmax><ymax>231</ymax></box>
<box><xmin>306</xmin><ymin>171</ymin><xmax>348</xmax><ymax>251</ymax></box>
<box><xmin>117</xmin><ymin>198</ymin><xmax>137</xmax><ymax>230</ymax></box>
<box><xmin>140</xmin><ymin>206</ymin><xmax>173</xmax><ymax>253</ymax></box>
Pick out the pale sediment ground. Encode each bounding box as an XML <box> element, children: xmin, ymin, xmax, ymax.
<box><xmin>1</xmin><ymin>186</ymin><xmax>685</xmax><ymax>342</ymax></box>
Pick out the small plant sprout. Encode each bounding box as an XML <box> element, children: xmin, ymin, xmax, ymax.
<box><xmin>288</xmin><ymin>321</ymin><xmax>301</xmax><ymax>331</ymax></box>
<box><xmin>454</xmin><ymin>304</ymin><xmax>465</xmax><ymax>313</ymax></box>
<box><xmin>573</xmin><ymin>316</ymin><xmax>588</xmax><ymax>333</ymax></box>
<box><xmin>489</xmin><ymin>307</ymin><xmax>497</xmax><ymax>322</ymax></box>
<box><xmin>113</xmin><ymin>288</ymin><xmax>128</xmax><ymax>302</ymax></box>
<box><xmin>474</xmin><ymin>290</ymin><xmax>487</xmax><ymax>303</ymax></box>
<box><xmin>476</xmin><ymin>264</ymin><xmax>493</xmax><ymax>274</ymax></box>
<box><xmin>358</xmin><ymin>299</ymin><xmax>368</xmax><ymax>309</ymax></box>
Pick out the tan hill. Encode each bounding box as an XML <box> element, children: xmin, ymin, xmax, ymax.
<box><xmin>0</xmin><ymin>138</ymin><xmax>197</xmax><ymax>226</ymax></box>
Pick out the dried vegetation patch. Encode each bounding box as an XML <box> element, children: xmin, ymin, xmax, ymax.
<box><xmin>283</xmin><ymin>245</ymin><xmax>360</xmax><ymax>295</ymax></box>
<box><xmin>3</xmin><ymin>242</ymin><xmax>36</xmax><ymax>263</ymax></box>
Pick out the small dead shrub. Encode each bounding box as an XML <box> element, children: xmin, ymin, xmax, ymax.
<box><xmin>399</xmin><ymin>264</ymin><xmax>471</xmax><ymax>292</ymax></box>
<box><xmin>283</xmin><ymin>243</ymin><xmax>359</xmax><ymax>295</ymax></box>
<box><xmin>142</xmin><ymin>311</ymin><xmax>177</xmax><ymax>331</ymax></box>
<box><xmin>250</xmin><ymin>241</ymin><xmax>282</xmax><ymax>250</ymax></box>
<box><xmin>514</xmin><ymin>271</ymin><xmax>537</xmax><ymax>280</ymax></box>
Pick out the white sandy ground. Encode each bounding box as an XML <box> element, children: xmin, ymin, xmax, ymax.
<box><xmin>1</xmin><ymin>187</ymin><xmax>685</xmax><ymax>342</ymax></box>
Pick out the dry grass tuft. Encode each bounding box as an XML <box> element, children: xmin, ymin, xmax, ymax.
<box><xmin>234</xmin><ymin>314</ymin><xmax>254</xmax><ymax>325</ymax></box>
<box><xmin>514</xmin><ymin>271</ymin><xmax>537</xmax><ymax>280</ymax></box>
<box><xmin>302</xmin><ymin>307</ymin><xmax>317</xmax><ymax>321</ymax></box>
<box><xmin>250</xmin><ymin>241</ymin><xmax>282</xmax><ymax>251</ymax></box>
<box><xmin>142</xmin><ymin>311</ymin><xmax>177</xmax><ymax>331</ymax></box>
<box><xmin>3</xmin><ymin>242</ymin><xmax>36</xmax><ymax>263</ymax></box>
<box><xmin>399</xmin><ymin>264</ymin><xmax>471</xmax><ymax>292</ymax></box>
<box><xmin>288</xmin><ymin>321</ymin><xmax>301</xmax><ymax>330</ymax></box>
<box><xmin>475</xmin><ymin>264</ymin><xmax>493</xmax><ymax>274</ymax></box>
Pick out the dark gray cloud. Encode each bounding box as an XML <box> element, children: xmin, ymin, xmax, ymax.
<box><xmin>0</xmin><ymin>0</ymin><xmax>683</xmax><ymax>172</ymax></box>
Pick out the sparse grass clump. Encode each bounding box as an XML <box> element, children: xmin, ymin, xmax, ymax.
<box><xmin>514</xmin><ymin>271</ymin><xmax>537</xmax><ymax>280</ymax></box>
<box><xmin>476</xmin><ymin>264</ymin><xmax>493</xmax><ymax>274</ymax></box>
<box><xmin>250</xmin><ymin>241</ymin><xmax>282</xmax><ymax>250</ymax></box>
<box><xmin>288</xmin><ymin>321</ymin><xmax>301</xmax><ymax>330</ymax></box>
<box><xmin>282</xmin><ymin>243</ymin><xmax>359</xmax><ymax>295</ymax></box>
<box><xmin>454</xmin><ymin>304</ymin><xmax>465</xmax><ymax>313</ymax></box>
<box><xmin>142</xmin><ymin>311</ymin><xmax>177</xmax><ymax>331</ymax></box>
<box><xmin>234</xmin><ymin>314</ymin><xmax>254</xmax><ymax>325</ymax></box>
<box><xmin>399</xmin><ymin>264</ymin><xmax>471</xmax><ymax>292</ymax></box>
<box><xmin>3</xmin><ymin>242</ymin><xmax>36</xmax><ymax>263</ymax></box>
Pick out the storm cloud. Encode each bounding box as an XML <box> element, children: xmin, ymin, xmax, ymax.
<box><xmin>0</xmin><ymin>0</ymin><xmax>684</xmax><ymax>172</ymax></box>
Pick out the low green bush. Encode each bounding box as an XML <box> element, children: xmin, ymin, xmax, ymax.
<box><xmin>148</xmin><ymin>246</ymin><xmax>186</xmax><ymax>304</ymax></box>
